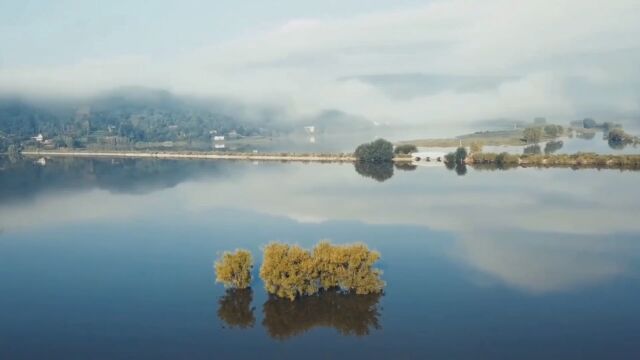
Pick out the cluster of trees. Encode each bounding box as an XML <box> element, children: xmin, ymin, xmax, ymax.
<box><xmin>468</xmin><ymin>151</ymin><xmax>640</xmax><ymax>169</ymax></box>
<box><xmin>523</xmin><ymin>140</ymin><xmax>570</xmax><ymax>155</ymax></box>
<box><xmin>607</xmin><ymin>128</ymin><xmax>638</xmax><ymax>148</ymax></box>
<box><xmin>214</xmin><ymin>242</ymin><xmax>385</xmax><ymax>301</ymax></box>
<box><xmin>393</xmin><ymin>144</ymin><xmax>417</xmax><ymax>155</ymax></box>
<box><xmin>0</xmin><ymin>90</ymin><xmax>269</xmax><ymax>150</ymax></box>
<box><xmin>260</xmin><ymin>242</ymin><xmax>385</xmax><ymax>300</ymax></box>
<box><xmin>519</xmin><ymin>153</ymin><xmax>640</xmax><ymax>168</ymax></box>
<box><xmin>544</xmin><ymin>140</ymin><xmax>564</xmax><ymax>154</ymax></box>
<box><xmin>522</xmin><ymin>124</ymin><xmax>563</xmax><ymax>144</ymax></box>
<box><xmin>470</xmin><ymin>152</ymin><xmax>520</xmax><ymax>168</ymax></box>
<box><xmin>444</xmin><ymin>147</ymin><xmax>469</xmax><ymax>175</ymax></box>
<box><xmin>354</xmin><ymin>139</ymin><xmax>394</xmax><ymax>162</ymax></box>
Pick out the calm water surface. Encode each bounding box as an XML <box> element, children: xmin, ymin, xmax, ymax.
<box><xmin>1</xmin><ymin>157</ymin><xmax>639</xmax><ymax>359</ymax></box>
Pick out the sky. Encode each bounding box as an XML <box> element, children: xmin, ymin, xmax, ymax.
<box><xmin>1</xmin><ymin>0</ymin><xmax>639</xmax><ymax>126</ymax></box>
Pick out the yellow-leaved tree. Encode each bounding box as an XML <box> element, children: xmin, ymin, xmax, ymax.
<box><xmin>215</xmin><ymin>249</ymin><xmax>253</xmax><ymax>289</ymax></box>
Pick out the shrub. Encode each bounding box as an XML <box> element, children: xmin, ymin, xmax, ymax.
<box><xmin>215</xmin><ymin>249</ymin><xmax>253</xmax><ymax>289</ymax></box>
<box><xmin>543</xmin><ymin>124</ymin><xmax>563</xmax><ymax>137</ymax></box>
<box><xmin>583</xmin><ymin>118</ymin><xmax>597</xmax><ymax>128</ymax></box>
<box><xmin>260</xmin><ymin>243</ymin><xmax>319</xmax><ymax>301</ymax></box>
<box><xmin>544</xmin><ymin>140</ymin><xmax>564</xmax><ymax>154</ymax></box>
<box><xmin>260</xmin><ymin>242</ymin><xmax>385</xmax><ymax>301</ymax></box>
<box><xmin>523</xmin><ymin>127</ymin><xmax>542</xmax><ymax>143</ymax></box>
<box><xmin>523</xmin><ymin>144</ymin><xmax>541</xmax><ymax>155</ymax></box>
<box><xmin>312</xmin><ymin>241</ymin><xmax>385</xmax><ymax>295</ymax></box>
<box><xmin>354</xmin><ymin>139</ymin><xmax>394</xmax><ymax>162</ymax></box>
<box><xmin>470</xmin><ymin>141</ymin><xmax>483</xmax><ymax>153</ymax></box>
<box><xmin>455</xmin><ymin>147</ymin><xmax>468</xmax><ymax>163</ymax></box>
<box><xmin>496</xmin><ymin>152</ymin><xmax>519</xmax><ymax>166</ymax></box>
<box><xmin>444</xmin><ymin>152</ymin><xmax>456</xmax><ymax>165</ymax></box>
<box><xmin>394</xmin><ymin>144</ymin><xmax>418</xmax><ymax>155</ymax></box>
<box><xmin>608</xmin><ymin>128</ymin><xmax>634</xmax><ymax>145</ymax></box>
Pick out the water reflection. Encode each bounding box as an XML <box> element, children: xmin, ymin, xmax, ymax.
<box><xmin>0</xmin><ymin>156</ymin><xmax>224</xmax><ymax>203</ymax></box>
<box><xmin>544</xmin><ymin>140</ymin><xmax>564</xmax><ymax>154</ymax></box>
<box><xmin>217</xmin><ymin>288</ymin><xmax>256</xmax><ymax>329</ymax></box>
<box><xmin>262</xmin><ymin>290</ymin><xmax>382</xmax><ymax>340</ymax></box>
<box><xmin>353</xmin><ymin>161</ymin><xmax>394</xmax><ymax>182</ymax></box>
<box><xmin>576</xmin><ymin>131</ymin><xmax>596</xmax><ymax>140</ymax></box>
<box><xmin>523</xmin><ymin>144</ymin><xmax>542</xmax><ymax>155</ymax></box>
<box><xmin>394</xmin><ymin>162</ymin><xmax>417</xmax><ymax>171</ymax></box>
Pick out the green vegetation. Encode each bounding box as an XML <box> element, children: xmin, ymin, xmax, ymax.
<box><xmin>0</xmin><ymin>89</ymin><xmax>273</xmax><ymax>151</ymax></box>
<box><xmin>543</xmin><ymin>124</ymin><xmax>563</xmax><ymax>137</ymax></box>
<box><xmin>523</xmin><ymin>127</ymin><xmax>543</xmax><ymax>144</ymax></box>
<box><xmin>583</xmin><ymin>118</ymin><xmax>598</xmax><ymax>129</ymax></box>
<box><xmin>401</xmin><ymin>121</ymin><xmax>565</xmax><ymax>148</ymax></box>
<box><xmin>215</xmin><ymin>249</ymin><xmax>253</xmax><ymax>289</ymax></box>
<box><xmin>444</xmin><ymin>147</ymin><xmax>468</xmax><ymax>175</ymax></box>
<box><xmin>355</xmin><ymin>139</ymin><xmax>394</xmax><ymax>162</ymax></box>
<box><xmin>523</xmin><ymin>144</ymin><xmax>541</xmax><ymax>155</ymax></box>
<box><xmin>259</xmin><ymin>242</ymin><xmax>384</xmax><ymax>301</ymax></box>
<box><xmin>444</xmin><ymin>147</ymin><xmax>467</xmax><ymax>165</ymax></box>
<box><xmin>217</xmin><ymin>288</ymin><xmax>255</xmax><ymax>329</ymax></box>
<box><xmin>470</xmin><ymin>141</ymin><xmax>483</xmax><ymax>153</ymax></box>
<box><xmin>468</xmin><ymin>152</ymin><xmax>640</xmax><ymax>169</ymax></box>
<box><xmin>607</xmin><ymin>128</ymin><xmax>638</xmax><ymax>148</ymax></box>
<box><xmin>393</xmin><ymin>144</ymin><xmax>417</xmax><ymax>155</ymax></box>
<box><xmin>544</xmin><ymin>140</ymin><xmax>564</xmax><ymax>154</ymax></box>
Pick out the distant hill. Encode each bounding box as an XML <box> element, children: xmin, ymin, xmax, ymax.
<box><xmin>0</xmin><ymin>87</ymin><xmax>279</xmax><ymax>150</ymax></box>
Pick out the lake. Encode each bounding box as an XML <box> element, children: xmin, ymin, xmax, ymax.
<box><xmin>1</xmin><ymin>156</ymin><xmax>639</xmax><ymax>359</ymax></box>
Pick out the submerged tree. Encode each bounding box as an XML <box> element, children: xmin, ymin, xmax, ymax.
<box><xmin>312</xmin><ymin>241</ymin><xmax>385</xmax><ymax>295</ymax></box>
<box><xmin>217</xmin><ymin>288</ymin><xmax>255</xmax><ymax>329</ymax></box>
<box><xmin>259</xmin><ymin>242</ymin><xmax>385</xmax><ymax>301</ymax></box>
<box><xmin>259</xmin><ymin>243</ymin><xmax>319</xmax><ymax>301</ymax></box>
<box><xmin>215</xmin><ymin>249</ymin><xmax>253</xmax><ymax>289</ymax></box>
<box><xmin>262</xmin><ymin>290</ymin><xmax>382</xmax><ymax>340</ymax></box>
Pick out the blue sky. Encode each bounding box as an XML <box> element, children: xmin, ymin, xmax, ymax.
<box><xmin>0</xmin><ymin>0</ymin><xmax>638</xmax><ymax>126</ymax></box>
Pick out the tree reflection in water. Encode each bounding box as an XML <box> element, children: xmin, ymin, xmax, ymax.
<box><xmin>262</xmin><ymin>290</ymin><xmax>382</xmax><ymax>340</ymax></box>
<box><xmin>354</xmin><ymin>161</ymin><xmax>394</xmax><ymax>182</ymax></box>
<box><xmin>217</xmin><ymin>288</ymin><xmax>255</xmax><ymax>329</ymax></box>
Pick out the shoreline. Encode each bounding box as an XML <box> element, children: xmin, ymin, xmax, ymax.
<box><xmin>21</xmin><ymin>150</ymin><xmax>413</xmax><ymax>163</ymax></box>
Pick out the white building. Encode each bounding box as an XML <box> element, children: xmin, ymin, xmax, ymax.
<box><xmin>213</xmin><ymin>136</ymin><xmax>225</xmax><ymax>141</ymax></box>
<box><xmin>304</xmin><ymin>126</ymin><xmax>315</xmax><ymax>134</ymax></box>
<box><xmin>32</xmin><ymin>134</ymin><xmax>44</xmax><ymax>142</ymax></box>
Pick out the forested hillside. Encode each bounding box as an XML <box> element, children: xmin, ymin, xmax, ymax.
<box><xmin>0</xmin><ymin>87</ymin><xmax>277</xmax><ymax>151</ymax></box>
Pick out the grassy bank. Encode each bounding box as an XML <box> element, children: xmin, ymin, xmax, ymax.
<box><xmin>468</xmin><ymin>152</ymin><xmax>640</xmax><ymax>170</ymax></box>
<box><xmin>21</xmin><ymin>149</ymin><xmax>414</xmax><ymax>163</ymax></box>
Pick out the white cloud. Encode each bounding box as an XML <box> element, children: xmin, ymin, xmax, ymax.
<box><xmin>1</xmin><ymin>0</ymin><xmax>639</xmax><ymax>124</ymax></box>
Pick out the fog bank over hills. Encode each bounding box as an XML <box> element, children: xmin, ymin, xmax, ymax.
<box><xmin>1</xmin><ymin>0</ymin><xmax>639</xmax><ymax>129</ymax></box>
